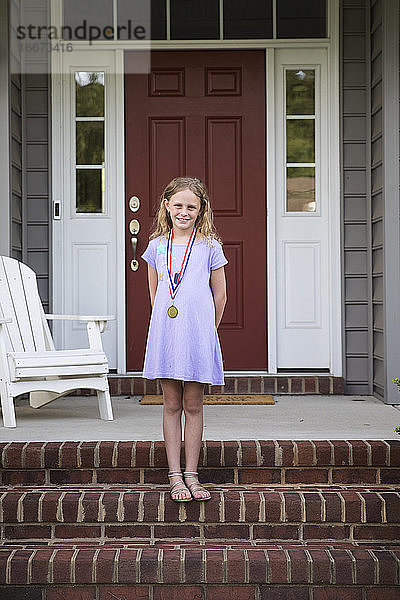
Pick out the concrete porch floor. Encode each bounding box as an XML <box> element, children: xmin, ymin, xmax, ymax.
<box><xmin>1</xmin><ymin>394</ymin><xmax>399</xmax><ymax>441</ymax></box>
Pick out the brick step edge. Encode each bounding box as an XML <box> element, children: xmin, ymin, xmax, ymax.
<box><xmin>1</xmin><ymin>488</ymin><xmax>399</xmax><ymax>528</ymax></box>
<box><xmin>107</xmin><ymin>375</ymin><xmax>345</xmax><ymax>395</ymax></box>
<box><xmin>2</xmin><ymin>585</ymin><xmax>400</xmax><ymax>600</ymax></box>
<box><xmin>0</xmin><ymin>546</ymin><xmax>399</xmax><ymax>586</ymax></box>
<box><xmin>1</xmin><ymin>440</ymin><xmax>399</xmax><ymax>469</ymax></box>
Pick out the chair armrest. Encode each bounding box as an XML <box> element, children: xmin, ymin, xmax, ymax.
<box><xmin>45</xmin><ymin>314</ymin><xmax>115</xmax><ymax>322</ymax></box>
<box><xmin>0</xmin><ymin>318</ymin><xmax>12</xmax><ymax>324</ymax></box>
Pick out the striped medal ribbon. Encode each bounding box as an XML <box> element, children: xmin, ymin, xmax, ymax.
<box><xmin>166</xmin><ymin>226</ymin><xmax>197</xmax><ymax>318</ymax></box>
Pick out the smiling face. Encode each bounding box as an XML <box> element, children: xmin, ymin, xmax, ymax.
<box><xmin>165</xmin><ymin>188</ymin><xmax>201</xmax><ymax>236</ymax></box>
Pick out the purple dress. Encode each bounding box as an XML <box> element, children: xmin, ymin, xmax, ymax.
<box><xmin>141</xmin><ymin>234</ymin><xmax>228</xmax><ymax>385</ymax></box>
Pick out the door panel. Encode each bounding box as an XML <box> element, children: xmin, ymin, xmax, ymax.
<box><xmin>125</xmin><ymin>50</ymin><xmax>267</xmax><ymax>371</ymax></box>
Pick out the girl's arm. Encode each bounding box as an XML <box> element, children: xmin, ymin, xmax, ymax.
<box><xmin>210</xmin><ymin>266</ymin><xmax>227</xmax><ymax>328</ymax></box>
<box><xmin>147</xmin><ymin>264</ymin><xmax>158</xmax><ymax>307</ymax></box>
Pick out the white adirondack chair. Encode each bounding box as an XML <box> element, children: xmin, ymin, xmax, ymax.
<box><xmin>0</xmin><ymin>256</ymin><xmax>115</xmax><ymax>427</ymax></box>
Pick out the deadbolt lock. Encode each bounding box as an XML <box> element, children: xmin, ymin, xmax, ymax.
<box><xmin>129</xmin><ymin>219</ymin><xmax>140</xmax><ymax>235</ymax></box>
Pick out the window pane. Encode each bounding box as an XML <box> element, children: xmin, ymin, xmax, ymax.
<box><xmin>75</xmin><ymin>72</ymin><xmax>104</xmax><ymax>117</ymax></box>
<box><xmin>76</xmin><ymin>169</ymin><xmax>104</xmax><ymax>213</ymax></box>
<box><xmin>171</xmin><ymin>0</ymin><xmax>219</xmax><ymax>39</ymax></box>
<box><xmin>63</xmin><ymin>0</ymin><xmax>113</xmax><ymax>40</ymax></box>
<box><xmin>117</xmin><ymin>0</ymin><xmax>155</xmax><ymax>40</ymax></box>
<box><xmin>223</xmin><ymin>0</ymin><xmax>272</xmax><ymax>39</ymax></box>
<box><xmin>277</xmin><ymin>0</ymin><xmax>326</xmax><ymax>38</ymax></box>
<box><xmin>287</xmin><ymin>120</ymin><xmax>315</xmax><ymax>163</ymax></box>
<box><xmin>286</xmin><ymin>70</ymin><xmax>315</xmax><ymax>115</ymax></box>
<box><xmin>287</xmin><ymin>167</ymin><xmax>315</xmax><ymax>212</ymax></box>
<box><xmin>76</xmin><ymin>122</ymin><xmax>104</xmax><ymax>165</ymax></box>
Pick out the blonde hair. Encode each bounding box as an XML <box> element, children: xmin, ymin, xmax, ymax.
<box><xmin>149</xmin><ymin>177</ymin><xmax>222</xmax><ymax>245</ymax></box>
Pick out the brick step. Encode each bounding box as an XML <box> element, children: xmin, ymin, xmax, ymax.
<box><xmin>0</xmin><ymin>541</ymin><xmax>399</xmax><ymax>590</ymax></box>
<box><xmin>1</xmin><ymin>440</ymin><xmax>399</xmax><ymax>486</ymax></box>
<box><xmin>1</xmin><ymin>485</ymin><xmax>399</xmax><ymax>543</ymax></box>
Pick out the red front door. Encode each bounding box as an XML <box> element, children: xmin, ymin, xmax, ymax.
<box><xmin>125</xmin><ymin>50</ymin><xmax>267</xmax><ymax>372</ymax></box>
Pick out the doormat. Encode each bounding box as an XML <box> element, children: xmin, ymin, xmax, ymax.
<box><xmin>140</xmin><ymin>394</ymin><xmax>275</xmax><ymax>405</ymax></box>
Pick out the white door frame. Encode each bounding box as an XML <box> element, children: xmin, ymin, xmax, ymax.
<box><xmin>50</xmin><ymin>0</ymin><xmax>341</xmax><ymax>376</ymax></box>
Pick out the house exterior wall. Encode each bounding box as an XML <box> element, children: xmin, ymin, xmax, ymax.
<box><xmin>341</xmin><ymin>0</ymin><xmax>371</xmax><ymax>395</ymax></box>
<box><xmin>4</xmin><ymin>0</ymin><xmax>399</xmax><ymax>395</ymax></box>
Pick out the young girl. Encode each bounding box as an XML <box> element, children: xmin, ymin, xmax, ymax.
<box><xmin>141</xmin><ymin>176</ymin><xmax>228</xmax><ymax>502</ymax></box>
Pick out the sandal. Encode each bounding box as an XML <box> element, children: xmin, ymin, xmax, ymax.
<box><xmin>183</xmin><ymin>471</ymin><xmax>211</xmax><ymax>502</ymax></box>
<box><xmin>168</xmin><ymin>471</ymin><xmax>192</xmax><ymax>502</ymax></box>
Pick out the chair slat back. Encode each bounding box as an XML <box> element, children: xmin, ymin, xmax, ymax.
<box><xmin>0</xmin><ymin>257</ymin><xmax>47</xmax><ymax>353</ymax></box>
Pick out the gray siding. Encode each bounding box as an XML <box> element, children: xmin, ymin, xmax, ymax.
<box><xmin>370</xmin><ymin>0</ymin><xmax>384</xmax><ymax>399</ymax></box>
<box><xmin>9</xmin><ymin>0</ymin><xmax>23</xmax><ymax>262</ymax></box>
<box><xmin>341</xmin><ymin>0</ymin><xmax>372</xmax><ymax>394</ymax></box>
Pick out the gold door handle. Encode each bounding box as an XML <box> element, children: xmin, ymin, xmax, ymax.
<box><xmin>131</xmin><ymin>236</ymin><xmax>139</xmax><ymax>271</ymax></box>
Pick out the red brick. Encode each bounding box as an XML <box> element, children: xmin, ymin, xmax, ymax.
<box><xmin>226</xmin><ymin>549</ymin><xmax>246</xmax><ymax>582</ymax></box>
<box><xmin>260</xmin><ymin>586</ymin><xmax>310</xmax><ymax>600</ymax></box>
<box><xmin>243</xmin><ymin>491</ymin><xmax>262</xmax><ymax>522</ymax></box>
<box><xmin>347</xmin><ymin>440</ymin><xmax>369</xmax><ymax>465</ymax></box>
<box><xmin>331</xmin><ymin>441</ymin><xmax>351</xmax><ymax>465</ymax></box>
<box><xmin>330</xmin><ymin>549</ymin><xmax>354</xmax><ymax>584</ymax></box>
<box><xmin>23</xmin><ymin>442</ymin><xmax>44</xmax><ymax>468</ymax></box>
<box><xmin>118</xmin><ymin>548</ymin><xmax>140</xmax><ymax>583</ymax></box>
<box><xmin>247</xmin><ymin>549</ymin><xmax>268</xmax><ymax>583</ymax></box>
<box><xmin>267</xmin><ymin>550</ymin><xmax>289</xmax><ymax>584</ymax></box>
<box><xmin>54</xmin><ymin>524</ymin><xmax>101</xmax><ymax>539</ymax></box>
<box><xmin>30</xmin><ymin>548</ymin><xmax>54</xmax><ymax>583</ymax></box>
<box><xmin>144</xmin><ymin>469</ymin><xmax>168</xmax><ymax>484</ymax></box>
<box><xmin>296</xmin><ymin>441</ymin><xmax>314</xmax><ymax>465</ymax></box>
<box><xmin>353</xmin><ymin>525</ymin><xmax>400</xmax><ymax>540</ymax></box>
<box><xmin>184</xmin><ymin>548</ymin><xmax>203</xmax><ymax>583</ymax></box>
<box><xmin>263</xmin><ymin>377</ymin><xmax>276</xmax><ymax>393</ymax></box>
<box><xmin>238</xmin><ymin>468</ymin><xmax>281</xmax><ymax>484</ymax></box>
<box><xmin>290</xmin><ymin>377</ymin><xmax>303</xmax><ymax>393</ymax></box>
<box><xmin>61</xmin><ymin>492</ymin><xmax>80</xmax><ymax>522</ymax></box>
<box><xmin>154</xmin><ymin>524</ymin><xmax>200</xmax><ymax>539</ymax></box>
<box><xmin>49</xmin><ymin>469</ymin><xmax>93</xmax><ymax>485</ymax></box>
<box><xmin>135</xmin><ymin>441</ymin><xmax>152</xmax><ymax>467</ymax></box>
<box><xmin>332</xmin><ymin>468</ymin><xmax>377</xmax><ymax>484</ymax></box>
<box><xmin>162</xmin><ymin>549</ymin><xmax>182</xmax><ymax>584</ymax></box>
<box><xmin>283</xmin><ymin>492</ymin><xmax>302</xmax><ymax>521</ymax></box>
<box><xmin>318</xmin><ymin>377</ymin><xmax>331</xmax><ymax>394</ymax></box>
<box><xmin>8</xmin><ymin>549</ymin><xmax>33</xmax><ymax>584</ymax></box>
<box><xmin>200</xmin><ymin>467</ymin><xmax>234</xmax><ymax>484</ymax></box>
<box><xmin>78</xmin><ymin>441</ymin><xmax>97</xmax><ymax>467</ymax></box>
<box><xmin>222</xmin><ymin>491</ymin><xmax>242</xmax><ymax>521</ymax></box>
<box><xmin>366</xmin><ymin>588</ymin><xmax>400</xmax><ymax>600</ymax></box>
<box><xmin>0</xmin><ymin>588</ymin><xmax>42</xmax><ymax>600</ymax></box>
<box><xmin>223</xmin><ymin>441</ymin><xmax>241</xmax><ymax>466</ymax></box>
<box><xmin>95</xmin><ymin>548</ymin><xmax>118</xmax><ymax>583</ymax></box>
<box><xmin>315</xmin><ymin>441</ymin><xmax>333</xmax><ymax>466</ymax></box>
<box><xmin>304</xmin><ymin>377</ymin><xmax>317</xmax><ymax>393</ymax></box>
<box><xmin>140</xmin><ymin>548</ymin><xmax>161</xmax><ymax>583</ymax></box>
<box><xmin>4</xmin><ymin>525</ymin><xmax>51</xmax><ymax>540</ymax></box>
<box><xmin>132</xmin><ymin>377</ymin><xmax>145</xmax><ymax>394</ymax></box>
<box><xmin>387</xmin><ymin>440</ymin><xmax>400</xmax><ymax>466</ymax></box>
<box><xmin>2</xmin><ymin>470</ymin><xmax>45</xmax><ymax>485</ymax></box>
<box><xmin>288</xmin><ymin>549</ymin><xmax>310</xmax><ymax>583</ymax></box>
<box><xmin>153</xmin><ymin>441</ymin><xmax>168</xmax><ymax>467</ymax></box>
<box><xmin>4</xmin><ymin>442</ymin><xmax>25</xmax><ymax>468</ymax></box>
<box><xmin>115</xmin><ymin>441</ymin><xmax>135</xmax><ymax>467</ymax></box>
<box><xmin>253</xmin><ymin>524</ymin><xmax>299</xmax><ymax>541</ymax></box>
<box><xmin>303</xmin><ymin>525</ymin><xmax>350</xmax><ymax>541</ymax></box>
<box><xmin>275</xmin><ymin>441</ymin><xmax>295</xmax><ymax>466</ymax></box>
<box><xmin>375</xmin><ymin>550</ymin><xmax>399</xmax><ymax>584</ymax></box>
<box><xmin>223</xmin><ymin>378</ymin><xmax>235</xmax><ymax>393</ymax></box>
<box><xmin>341</xmin><ymin>490</ymin><xmax>363</xmax><ymax>522</ymax></box>
<box><xmin>145</xmin><ymin>379</ymin><xmax>158</xmax><ymax>394</ymax></box>
<box><xmin>154</xmin><ymin>586</ymin><xmax>203</xmax><ymax>600</ymax></box>
<box><xmin>380</xmin><ymin>492</ymin><xmax>400</xmax><ymax>522</ymax></box>
<box><xmin>143</xmin><ymin>491</ymin><xmax>161</xmax><ymax>522</ymax></box>
<box><xmin>21</xmin><ymin>492</ymin><xmax>42</xmax><ymax>522</ymax></box>
<box><xmin>52</xmin><ymin>549</ymin><xmax>75</xmax><ymax>583</ymax></box>
<box><xmin>238</xmin><ymin>378</ymin><xmax>250</xmax><ymax>394</ymax></box>
<box><xmin>304</xmin><ymin>492</ymin><xmax>323</xmax><ymax>522</ymax></box>
<box><xmin>333</xmin><ymin>377</ymin><xmax>345</xmax><ymax>393</ymax></box>
<box><xmin>98</xmin><ymin>441</ymin><xmax>115</xmax><ymax>466</ymax></box>
<box><xmin>307</xmin><ymin>549</ymin><xmax>332</xmax><ymax>584</ymax></box>
<box><xmin>321</xmin><ymin>492</ymin><xmax>342</xmax><ymax>522</ymax></box>
<box><xmin>205</xmin><ymin>549</ymin><xmax>224</xmax><ymax>583</ymax></box>
<box><xmin>204</xmin><ymin>524</ymin><xmax>249</xmax><ymax>540</ymax></box>
<box><xmin>350</xmin><ymin>549</ymin><xmax>375</xmax><ymax>585</ymax></box>
<box><xmin>380</xmin><ymin>469</ymin><xmax>400</xmax><ymax>484</ymax></box>
<box><xmin>60</xmin><ymin>441</ymin><xmax>80</xmax><ymax>467</ymax></box>
<box><xmin>120</xmin><ymin>377</ymin><xmax>132</xmax><ymax>394</ymax></box>
<box><xmin>358</xmin><ymin>491</ymin><xmax>382</xmax><ymax>522</ymax></box>
<box><xmin>313</xmin><ymin>589</ymin><xmax>362</xmax><ymax>600</ymax></box>
<box><xmin>285</xmin><ymin>469</ymin><xmax>328</xmax><ymax>484</ymax></box>
<box><xmin>1</xmin><ymin>492</ymin><xmax>23</xmax><ymax>522</ymax></box>
<box><xmin>105</xmin><ymin>525</ymin><xmax>151</xmax><ymax>538</ymax></box>
<box><xmin>100</xmin><ymin>586</ymin><xmax>150</xmax><ymax>600</ymax></box>
<box><xmin>97</xmin><ymin>469</ymin><xmax>140</xmax><ymax>484</ymax></box>
<box><xmin>368</xmin><ymin>440</ymin><xmax>388</xmax><ymax>465</ymax></box>
<box><xmin>241</xmin><ymin>441</ymin><xmax>257</xmax><ymax>465</ymax></box>
<box><xmin>276</xmin><ymin>377</ymin><xmax>289</xmax><ymax>393</ymax></box>
<box><xmin>250</xmin><ymin>376</ymin><xmax>262</xmax><ymax>393</ymax></box>
<box><xmin>108</xmin><ymin>376</ymin><xmax>120</xmax><ymax>395</ymax></box>
<box><xmin>259</xmin><ymin>441</ymin><xmax>275</xmax><ymax>465</ymax></box>
<box><xmin>74</xmin><ymin>549</ymin><xmax>97</xmax><ymax>584</ymax></box>
<box><xmin>208</xmin><ymin>585</ymin><xmax>256</xmax><ymax>600</ymax></box>
<box><xmin>261</xmin><ymin>492</ymin><xmax>282</xmax><ymax>522</ymax></box>
<box><xmin>102</xmin><ymin>492</ymin><xmax>121</xmax><ymax>522</ymax></box>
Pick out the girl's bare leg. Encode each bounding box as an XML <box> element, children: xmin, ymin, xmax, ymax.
<box><xmin>182</xmin><ymin>381</ymin><xmax>210</xmax><ymax>500</ymax></box>
<box><xmin>160</xmin><ymin>378</ymin><xmax>191</xmax><ymax>501</ymax></box>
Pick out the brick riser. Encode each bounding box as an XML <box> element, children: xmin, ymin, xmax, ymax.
<box><xmin>108</xmin><ymin>375</ymin><xmax>345</xmax><ymax>395</ymax></box>
<box><xmin>0</xmin><ymin>440</ymin><xmax>399</xmax><ymax>599</ymax></box>
<box><xmin>1</xmin><ymin>485</ymin><xmax>400</xmax><ymax>543</ymax></box>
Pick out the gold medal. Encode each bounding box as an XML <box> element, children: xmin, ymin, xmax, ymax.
<box><xmin>167</xmin><ymin>305</ymin><xmax>178</xmax><ymax>318</ymax></box>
